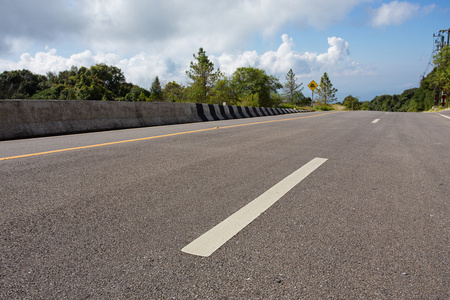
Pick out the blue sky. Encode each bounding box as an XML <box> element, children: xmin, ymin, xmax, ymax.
<box><xmin>1</xmin><ymin>0</ymin><xmax>449</xmax><ymax>101</ymax></box>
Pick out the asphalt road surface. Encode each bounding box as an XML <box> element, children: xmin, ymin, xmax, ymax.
<box><xmin>1</xmin><ymin>111</ymin><xmax>449</xmax><ymax>298</ymax></box>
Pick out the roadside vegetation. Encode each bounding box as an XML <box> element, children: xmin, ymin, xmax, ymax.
<box><xmin>1</xmin><ymin>46</ymin><xmax>448</xmax><ymax>111</ymax></box>
<box><xmin>357</xmin><ymin>45</ymin><xmax>450</xmax><ymax>112</ymax></box>
<box><xmin>0</xmin><ymin>47</ymin><xmax>329</xmax><ymax>110</ymax></box>
<box><xmin>0</xmin><ymin>48</ymin><xmax>305</xmax><ymax>108</ymax></box>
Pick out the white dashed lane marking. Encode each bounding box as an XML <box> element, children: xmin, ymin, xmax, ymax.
<box><xmin>182</xmin><ymin>157</ymin><xmax>328</xmax><ymax>257</ymax></box>
<box><xmin>437</xmin><ymin>113</ymin><xmax>450</xmax><ymax>120</ymax></box>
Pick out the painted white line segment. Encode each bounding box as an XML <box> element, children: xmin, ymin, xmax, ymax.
<box><xmin>372</xmin><ymin>119</ymin><xmax>380</xmax><ymax>123</ymax></box>
<box><xmin>182</xmin><ymin>157</ymin><xmax>328</xmax><ymax>257</ymax></box>
<box><xmin>437</xmin><ymin>113</ymin><xmax>450</xmax><ymax>120</ymax></box>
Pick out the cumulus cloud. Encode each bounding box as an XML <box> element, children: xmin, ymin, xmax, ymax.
<box><xmin>370</xmin><ymin>1</ymin><xmax>434</xmax><ymax>27</ymax></box>
<box><xmin>0</xmin><ymin>0</ymin><xmax>365</xmax><ymax>56</ymax></box>
<box><xmin>0</xmin><ymin>0</ymin><xmax>370</xmax><ymax>90</ymax></box>
<box><xmin>0</xmin><ymin>35</ymin><xmax>368</xmax><ymax>88</ymax></box>
<box><xmin>0</xmin><ymin>49</ymin><xmax>183</xmax><ymax>87</ymax></box>
<box><xmin>212</xmin><ymin>34</ymin><xmax>367</xmax><ymax>79</ymax></box>
<box><xmin>1</xmin><ymin>49</ymin><xmax>115</xmax><ymax>75</ymax></box>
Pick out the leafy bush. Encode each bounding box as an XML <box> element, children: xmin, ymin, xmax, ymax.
<box><xmin>279</xmin><ymin>103</ymin><xmax>297</xmax><ymax>109</ymax></box>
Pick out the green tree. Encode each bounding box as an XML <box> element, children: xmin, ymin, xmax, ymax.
<box><xmin>230</xmin><ymin>67</ymin><xmax>282</xmax><ymax>107</ymax></box>
<box><xmin>125</xmin><ymin>86</ymin><xmax>150</xmax><ymax>101</ymax></box>
<box><xmin>90</xmin><ymin>64</ymin><xmax>126</xmax><ymax>96</ymax></box>
<box><xmin>343</xmin><ymin>95</ymin><xmax>360</xmax><ymax>110</ymax></box>
<box><xmin>162</xmin><ymin>81</ymin><xmax>186</xmax><ymax>102</ymax></box>
<box><xmin>316</xmin><ymin>72</ymin><xmax>338</xmax><ymax>105</ymax></box>
<box><xmin>1</xmin><ymin>64</ymin><xmax>134</xmax><ymax>101</ymax></box>
<box><xmin>150</xmin><ymin>76</ymin><xmax>162</xmax><ymax>101</ymax></box>
<box><xmin>270</xmin><ymin>92</ymin><xmax>284</xmax><ymax>107</ymax></box>
<box><xmin>283</xmin><ymin>69</ymin><xmax>303</xmax><ymax>104</ymax></box>
<box><xmin>73</xmin><ymin>66</ymin><xmax>112</xmax><ymax>100</ymax></box>
<box><xmin>431</xmin><ymin>45</ymin><xmax>450</xmax><ymax>93</ymax></box>
<box><xmin>0</xmin><ymin>69</ymin><xmax>47</xmax><ymax>99</ymax></box>
<box><xmin>209</xmin><ymin>78</ymin><xmax>237</xmax><ymax>105</ymax></box>
<box><xmin>361</xmin><ymin>101</ymin><xmax>370</xmax><ymax>110</ymax></box>
<box><xmin>186</xmin><ymin>48</ymin><xmax>221</xmax><ymax>103</ymax></box>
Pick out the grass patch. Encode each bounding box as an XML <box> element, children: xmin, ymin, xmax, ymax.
<box><xmin>314</xmin><ymin>105</ymin><xmax>335</xmax><ymax>111</ymax></box>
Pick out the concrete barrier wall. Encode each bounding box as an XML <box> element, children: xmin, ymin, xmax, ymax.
<box><xmin>0</xmin><ymin>99</ymin><xmax>306</xmax><ymax>140</ymax></box>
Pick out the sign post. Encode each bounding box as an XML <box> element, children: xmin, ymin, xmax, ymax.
<box><xmin>308</xmin><ymin>80</ymin><xmax>318</xmax><ymax>107</ymax></box>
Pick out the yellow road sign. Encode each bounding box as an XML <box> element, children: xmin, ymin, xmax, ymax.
<box><xmin>308</xmin><ymin>80</ymin><xmax>318</xmax><ymax>91</ymax></box>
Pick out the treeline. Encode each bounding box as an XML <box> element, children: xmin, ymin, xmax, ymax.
<box><xmin>0</xmin><ymin>65</ymin><xmax>146</xmax><ymax>102</ymax></box>
<box><xmin>341</xmin><ymin>68</ymin><xmax>441</xmax><ymax>112</ymax></box>
<box><xmin>3</xmin><ymin>46</ymin><xmax>449</xmax><ymax>111</ymax></box>
<box><xmin>363</xmin><ymin>71</ymin><xmax>436</xmax><ymax>112</ymax></box>
<box><xmin>0</xmin><ymin>48</ymin><xmax>313</xmax><ymax>108</ymax></box>
<box><xmin>358</xmin><ymin>45</ymin><xmax>450</xmax><ymax>112</ymax></box>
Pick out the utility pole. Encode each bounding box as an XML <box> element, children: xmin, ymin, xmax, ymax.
<box><xmin>434</xmin><ymin>87</ymin><xmax>439</xmax><ymax>107</ymax></box>
<box><xmin>434</xmin><ymin>29</ymin><xmax>450</xmax><ymax>52</ymax></box>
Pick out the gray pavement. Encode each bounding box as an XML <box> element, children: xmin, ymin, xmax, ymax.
<box><xmin>1</xmin><ymin>111</ymin><xmax>448</xmax><ymax>298</ymax></box>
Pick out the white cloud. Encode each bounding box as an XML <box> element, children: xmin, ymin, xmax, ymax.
<box><xmin>212</xmin><ymin>34</ymin><xmax>368</xmax><ymax>79</ymax></box>
<box><xmin>371</xmin><ymin>1</ymin><xmax>420</xmax><ymax>27</ymax></box>
<box><xmin>0</xmin><ymin>35</ymin><xmax>369</xmax><ymax>88</ymax></box>
<box><xmin>0</xmin><ymin>1</ymin><xmax>443</xmax><ymax>102</ymax></box>
<box><xmin>0</xmin><ymin>49</ymin><xmax>119</xmax><ymax>75</ymax></box>
<box><xmin>0</xmin><ymin>0</ymin><xmax>366</xmax><ymax>56</ymax></box>
<box><xmin>0</xmin><ymin>0</ymin><xmax>369</xmax><ymax>89</ymax></box>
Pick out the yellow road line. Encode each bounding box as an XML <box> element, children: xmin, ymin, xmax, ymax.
<box><xmin>0</xmin><ymin>129</ymin><xmax>216</xmax><ymax>161</ymax></box>
<box><xmin>0</xmin><ymin>112</ymin><xmax>336</xmax><ymax>161</ymax></box>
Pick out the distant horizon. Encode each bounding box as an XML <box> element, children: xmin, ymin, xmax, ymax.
<box><xmin>1</xmin><ymin>1</ymin><xmax>448</xmax><ymax>102</ymax></box>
